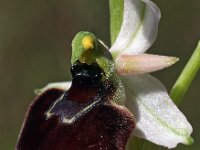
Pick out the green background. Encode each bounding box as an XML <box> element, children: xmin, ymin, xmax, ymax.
<box><xmin>0</xmin><ymin>0</ymin><xmax>199</xmax><ymax>149</ymax></box>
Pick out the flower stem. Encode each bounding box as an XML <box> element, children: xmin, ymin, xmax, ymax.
<box><xmin>170</xmin><ymin>41</ymin><xmax>200</xmax><ymax>104</ymax></box>
<box><xmin>109</xmin><ymin>0</ymin><xmax>124</xmax><ymax>45</ymax></box>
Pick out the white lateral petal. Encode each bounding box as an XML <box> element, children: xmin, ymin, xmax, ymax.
<box><xmin>122</xmin><ymin>74</ymin><xmax>193</xmax><ymax>148</ymax></box>
<box><xmin>110</xmin><ymin>0</ymin><xmax>161</xmax><ymax>57</ymax></box>
<box><xmin>116</xmin><ymin>54</ymin><xmax>179</xmax><ymax>75</ymax></box>
<box><xmin>35</xmin><ymin>81</ymin><xmax>72</xmax><ymax>95</ymax></box>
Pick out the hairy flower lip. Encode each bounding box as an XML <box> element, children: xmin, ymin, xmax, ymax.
<box><xmin>16</xmin><ymin>88</ymin><xmax>135</xmax><ymax>150</ymax></box>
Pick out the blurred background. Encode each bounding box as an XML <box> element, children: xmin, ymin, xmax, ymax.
<box><xmin>0</xmin><ymin>0</ymin><xmax>199</xmax><ymax>149</ymax></box>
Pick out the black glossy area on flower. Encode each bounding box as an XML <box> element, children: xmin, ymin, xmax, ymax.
<box><xmin>46</xmin><ymin>63</ymin><xmax>108</xmax><ymax>123</ymax></box>
<box><xmin>71</xmin><ymin>62</ymin><xmax>104</xmax><ymax>85</ymax></box>
<box><xmin>69</xmin><ymin>63</ymin><xmax>104</xmax><ymax>103</ymax></box>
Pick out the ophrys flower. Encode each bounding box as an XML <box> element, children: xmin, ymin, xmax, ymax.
<box><xmin>17</xmin><ymin>0</ymin><xmax>193</xmax><ymax>149</ymax></box>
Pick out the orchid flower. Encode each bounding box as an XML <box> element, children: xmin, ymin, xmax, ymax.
<box><xmin>17</xmin><ymin>0</ymin><xmax>193</xmax><ymax>149</ymax></box>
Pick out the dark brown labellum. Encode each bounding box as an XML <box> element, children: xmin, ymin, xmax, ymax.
<box><xmin>16</xmin><ymin>63</ymin><xmax>135</xmax><ymax>150</ymax></box>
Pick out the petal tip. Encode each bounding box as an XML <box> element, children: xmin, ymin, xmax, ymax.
<box><xmin>34</xmin><ymin>88</ymin><xmax>41</xmax><ymax>95</ymax></box>
<box><xmin>170</xmin><ymin>56</ymin><xmax>179</xmax><ymax>65</ymax></box>
<box><xmin>184</xmin><ymin>136</ymin><xmax>194</xmax><ymax>145</ymax></box>
<box><xmin>164</xmin><ymin>56</ymin><xmax>179</xmax><ymax>68</ymax></box>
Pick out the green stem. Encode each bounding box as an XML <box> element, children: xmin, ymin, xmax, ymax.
<box><xmin>109</xmin><ymin>0</ymin><xmax>124</xmax><ymax>45</ymax></box>
<box><xmin>170</xmin><ymin>41</ymin><xmax>200</xmax><ymax>104</ymax></box>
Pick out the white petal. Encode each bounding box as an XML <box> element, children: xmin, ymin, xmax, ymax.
<box><xmin>116</xmin><ymin>54</ymin><xmax>179</xmax><ymax>75</ymax></box>
<box><xmin>35</xmin><ymin>81</ymin><xmax>72</xmax><ymax>95</ymax></box>
<box><xmin>122</xmin><ymin>74</ymin><xmax>193</xmax><ymax>148</ymax></box>
<box><xmin>110</xmin><ymin>0</ymin><xmax>161</xmax><ymax>57</ymax></box>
